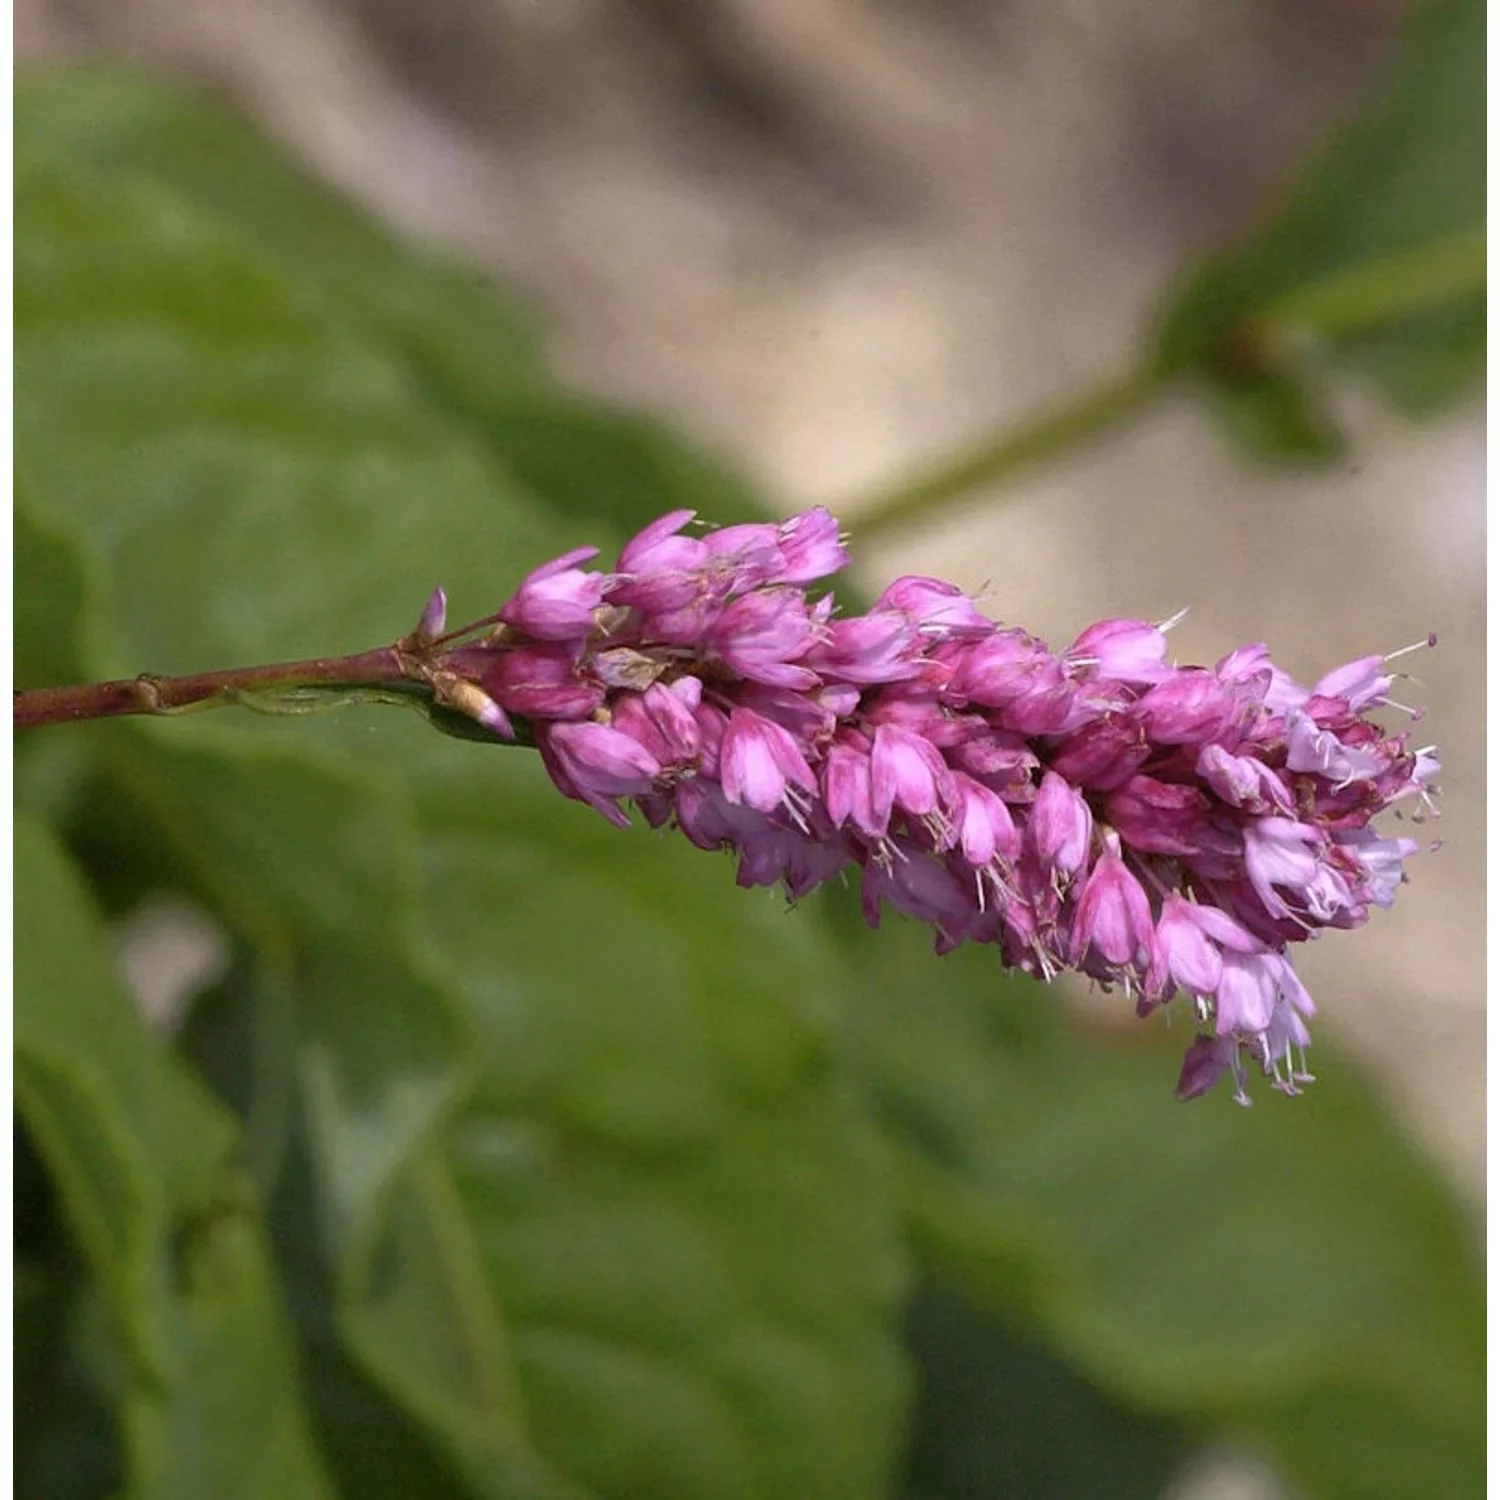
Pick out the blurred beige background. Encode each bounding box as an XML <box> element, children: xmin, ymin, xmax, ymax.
<box><xmin>20</xmin><ymin>0</ymin><xmax>1480</xmax><ymax>1245</ymax></box>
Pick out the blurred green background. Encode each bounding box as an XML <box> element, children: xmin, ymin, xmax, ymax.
<box><xmin>14</xmin><ymin>3</ymin><xmax>1483</xmax><ymax>1498</ymax></box>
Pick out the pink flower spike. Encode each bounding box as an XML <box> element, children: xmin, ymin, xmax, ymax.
<box><xmin>1284</xmin><ymin>712</ymin><xmax>1384</xmax><ymax>786</ymax></box>
<box><xmin>951</xmin><ymin>630</ymin><xmax>1054</xmax><ymax>706</ymax></box>
<box><xmin>522</xmin><ymin>544</ymin><xmax>602</xmax><ymax>582</ymax></box>
<box><xmin>700</xmin><ymin>522</ymin><xmax>783</xmax><ymax>586</ymax></box>
<box><xmin>1103</xmin><ymin>775</ymin><xmax>1214</xmax><ymax>857</ymax></box>
<box><xmin>473</xmin><ymin>696</ymin><xmax>514</xmax><ymax>740</ymax></box>
<box><xmin>1215</xmin><ymin>642</ymin><xmax>1311</xmax><ymax>714</ymax></box>
<box><xmin>1215</xmin><ymin>951</ymin><xmax>1281</xmax><ymax>1035</ymax></box>
<box><xmin>608</xmin><ymin>683</ymin><xmax>702</xmax><ymax>766</ymax></box>
<box><xmin>782</xmin><ymin>831</ymin><xmax>854</xmax><ymax>899</ymax></box>
<box><xmin>735</xmin><ymin>684</ymin><xmax>839</xmax><ymax>743</ymax></box>
<box><xmin>721</xmin><ymin>707</ymin><xmax>816</xmax><ymax>814</ymax></box>
<box><xmin>991</xmin><ymin>664</ymin><xmax>1076</xmax><ymax>736</ymax></box>
<box><xmin>441</xmin><ymin>678</ymin><xmax>515</xmax><ymax>741</ymax></box>
<box><xmin>1183</xmin><ymin>901</ymin><xmax>1263</xmax><ymax>955</ymax></box>
<box><xmin>1196</xmin><ymin>745</ymin><xmax>1295</xmax><ymax>814</ymax></box>
<box><xmin>1045</xmin><ymin>715</ymin><xmax>1149</xmax><ymax>791</ymax></box>
<box><xmin>1338</xmin><ymin>827</ymin><xmax>1420</xmax><ymax>908</ymax></box>
<box><xmin>860</xmin><ymin>841</ymin><xmax>977</xmax><ymax>940</ymax></box>
<box><xmin>484</xmin><ymin>645</ymin><xmax>605</xmax><ymax>721</ymax></box>
<box><xmin>640</xmin><ymin>681</ymin><xmax>703</xmax><ymax>762</ymax></box>
<box><xmin>672</xmin><ymin>778</ymin><xmax>770</xmax><ymax>852</ymax></box>
<box><xmin>438</xmin><ymin>502</ymin><xmax>1441</xmax><ymax>1103</ymax></box>
<box><xmin>701</xmin><ymin>521</ymin><xmax>779</xmax><ymax>558</ymax></box>
<box><xmin>1030</xmin><ymin>770</ymin><xmax>1093</xmax><ymax>875</ymax></box>
<box><xmin>819</xmin><ymin>682</ymin><xmax>862</xmax><ymax>718</ymax></box>
<box><xmin>1067</xmin><ymin>832</ymin><xmax>1153</xmax><ymax>969</ymax></box>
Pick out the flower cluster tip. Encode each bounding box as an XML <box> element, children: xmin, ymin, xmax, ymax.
<box><xmin>428</xmin><ymin>508</ymin><xmax>1438</xmax><ymax>1105</ymax></box>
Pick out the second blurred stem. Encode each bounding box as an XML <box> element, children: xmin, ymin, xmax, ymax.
<box><xmin>846</xmin><ymin>364</ymin><xmax>1167</xmax><ymax>545</ymax></box>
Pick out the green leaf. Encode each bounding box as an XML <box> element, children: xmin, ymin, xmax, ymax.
<box><xmin>898</xmin><ymin>1278</ymin><xmax>1191</xmax><ymax>1500</ymax></box>
<box><xmin>176</xmin><ymin>955</ymin><xmax>299</xmax><ymax>1205</ymax></box>
<box><xmin>105</xmin><ymin>728</ymin><xmax>477</xmax><ymax>1272</ymax></box>
<box><xmin>341</xmin><ymin>1153</ymin><xmax>584</xmax><ymax>1500</ymax></box>
<box><xmin>265</xmin><ymin>1100</ymin><xmax>560</xmax><ymax>1500</ymax></box>
<box><xmin>14</xmin><ymin>67</ymin><xmax>765</xmax><ymax>541</ymax></box>
<box><xmin>448</xmin><ymin>387</ymin><xmax>766</xmax><ymax>539</ymax></box>
<box><xmin>1155</xmin><ymin>0</ymin><xmax>1483</xmax><ymax>460</ymax></box>
<box><xmin>15</xmin><ymin>474</ymin><xmax>96</xmax><ymax>689</ymax></box>
<box><xmin>15</xmin><ymin>149</ymin><xmax>563</xmax><ymax>678</ymax></box>
<box><xmin>15</xmin><ymin>1267</ymin><xmax>123</xmax><ymax>1500</ymax></box>
<box><xmin>14</xmin><ymin>816</ymin><xmax>336</xmax><ymax>1499</ymax></box>
<box><xmin>14</xmin><ymin>814</ymin><xmax>232</xmax><ymax>1377</ymax></box>
<box><xmin>127</xmin><ymin>1205</ymin><xmax>337</xmax><ymax>1500</ymax></box>
<box><xmin>834</xmin><ymin>905</ymin><xmax>1483</xmax><ymax>1500</ymax></box>
<box><xmin>16</xmin><ymin>67</ymin><xmax>544</xmax><ymax>383</ymax></box>
<box><xmin>416</xmin><ymin>788</ymin><xmax>910</xmax><ymax>1500</ymax></box>
<box><xmin>14</xmin><ymin>485</ymin><xmax>104</xmax><ymax>826</ymax></box>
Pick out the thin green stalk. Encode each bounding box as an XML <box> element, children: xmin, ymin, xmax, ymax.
<box><xmin>1260</xmin><ymin>231</ymin><xmax>1484</xmax><ymax>340</ymax></box>
<box><xmin>846</xmin><ymin>232</ymin><xmax>1483</xmax><ymax>544</ymax></box>
<box><xmin>847</xmin><ymin>365</ymin><xmax>1168</xmax><ymax>544</ymax></box>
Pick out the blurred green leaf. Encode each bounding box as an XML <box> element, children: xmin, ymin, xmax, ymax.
<box><xmin>14</xmin><ymin>487</ymin><xmax>104</xmax><ymax>825</ymax></box>
<box><xmin>415</xmin><ymin>788</ymin><xmax>909</xmax><ymax>1500</ymax></box>
<box><xmin>341</xmin><ymin>1152</ymin><xmax>584</xmax><ymax>1500</ymax></box>
<box><xmin>15</xmin><ymin>71</ymin><xmax>584</xmax><ymax>1491</ymax></box>
<box><xmin>15</xmin><ymin>814</ymin><xmax>234</xmax><ymax>1377</ymax></box>
<box><xmin>15</xmin><ymin>66</ymin><xmax>762</xmax><ymax>538</ymax></box>
<box><xmin>1156</xmin><ymin>0</ymin><xmax>1483</xmax><ymax>461</ymax></box>
<box><xmin>134</xmin><ymin>1205</ymin><xmax>337</xmax><ymax>1500</ymax></box>
<box><xmin>15</xmin><ymin>68</ymin><xmax>543</xmax><ymax>379</ymax></box>
<box><xmin>106</xmin><ymin>732</ymin><xmax>476</xmax><ymax>1259</ymax></box>
<box><xmin>15</xmin><ymin>1267</ymin><xmax>123</xmax><ymax>1500</ymax></box>
<box><xmin>14</xmin><ymin>149</ymin><xmax>564</xmax><ymax>677</ymax></box>
<box><xmin>451</xmin><ymin>387</ymin><xmax>766</xmax><ymax>539</ymax></box>
<box><xmin>832</xmin><ymin>904</ymin><xmax>1483</xmax><ymax>1500</ymax></box>
<box><xmin>898</xmin><ymin>1277</ymin><xmax>1192</xmax><ymax>1500</ymax></box>
<box><xmin>266</xmin><ymin>1095</ymin><xmax>566</xmax><ymax>1500</ymax></box>
<box><xmin>14</xmin><ymin>816</ymin><xmax>336</xmax><ymax>1499</ymax></box>
<box><xmin>93</xmin><ymin>728</ymin><xmax>569</xmax><ymax>1487</ymax></box>
<box><xmin>177</xmin><ymin>955</ymin><xmax>299</xmax><ymax>1205</ymax></box>
<box><xmin>15</xmin><ymin>475</ymin><xmax>95</xmax><ymax>689</ymax></box>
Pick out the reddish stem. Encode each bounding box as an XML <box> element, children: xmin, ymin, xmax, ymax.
<box><xmin>13</xmin><ymin>647</ymin><xmax>420</xmax><ymax>730</ymax></box>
